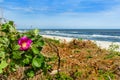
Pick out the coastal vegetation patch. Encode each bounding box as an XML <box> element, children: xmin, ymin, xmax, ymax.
<box><xmin>0</xmin><ymin>22</ymin><xmax>120</xmax><ymax>80</ymax></box>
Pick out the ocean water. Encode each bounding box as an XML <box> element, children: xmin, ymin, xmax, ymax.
<box><xmin>18</xmin><ymin>29</ymin><xmax>120</xmax><ymax>42</ymax></box>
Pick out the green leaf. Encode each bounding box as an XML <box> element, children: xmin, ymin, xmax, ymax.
<box><xmin>9</xmin><ymin>21</ymin><xmax>14</xmax><ymax>26</ymax></box>
<box><xmin>1</xmin><ymin>24</ymin><xmax>8</xmax><ymax>32</ymax></box>
<box><xmin>31</xmin><ymin>37</ymin><xmax>36</xmax><ymax>41</ymax></box>
<box><xmin>23</xmin><ymin>58</ymin><xmax>30</xmax><ymax>64</ymax></box>
<box><xmin>0</xmin><ymin>60</ymin><xmax>8</xmax><ymax>68</ymax></box>
<box><xmin>2</xmin><ymin>37</ymin><xmax>9</xmax><ymax>44</ymax></box>
<box><xmin>0</xmin><ymin>52</ymin><xmax>5</xmax><ymax>59</ymax></box>
<box><xmin>0</xmin><ymin>69</ymin><xmax>3</xmax><ymax>73</ymax></box>
<box><xmin>9</xmin><ymin>25</ymin><xmax>16</xmax><ymax>32</ymax></box>
<box><xmin>0</xmin><ymin>44</ymin><xmax>2</xmax><ymax>47</ymax></box>
<box><xmin>10</xmin><ymin>35</ymin><xmax>16</xmax><ymax>40</ymax></box>
<box><xmin>13</xmin><ymin>45</ymin><xmax>20</xmax><ymax>50</ymax></box>
<box><xmin>32</xmin><ymin>57</ymin><xmax>42</xmax><ymax>68</ymax></box>
<box><xmin>12</xmin><ymin>52</ymin><xmax>21</xmax><ymax>59</ymax></box>
<box><xmin>27</xmin><ymin>70</ymin><xmax>34</xmax><ymax>78</ymax></box>
<box><xmin>25</xmin><ymin>54</ymin><xmax>32</xmax><ymax>59</ymax></box>
<box><xmin>31</xmin><ymin>46</ymin><xmax>39</xmax><ymax>54</ymax></box>
<box><xmin>0</xmin><ymin>60</ymin><xmax>8</xmax><ymax>73</ymax></box>
<box><xmin>11</xmin><ymin>67</ymin><xmax>16</xmax><ymax>72</ymax></box>
<box><xmin>37</xmin><ymin>40</ymin><xmax>44</xmax><ymax>47</ymax></box>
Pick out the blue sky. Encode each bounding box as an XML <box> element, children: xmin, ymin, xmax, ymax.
<box><xmin>0</xmin><ymin>0</ymin><xmax>120</xmax><ymax>29</ymax></box>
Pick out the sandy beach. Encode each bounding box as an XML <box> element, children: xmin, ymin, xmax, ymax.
<box><xmin>42</xmin><ymin>35</ymin><xmax>120</xmax><ymax>51</ymax></box>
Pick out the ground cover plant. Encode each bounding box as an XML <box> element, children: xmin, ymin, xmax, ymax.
<box><xmin>0</xmin><ymin>22</ymin><xmax>120</xmax><ymax>80</ymax></box>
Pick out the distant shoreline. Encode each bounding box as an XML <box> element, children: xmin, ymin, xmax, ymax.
<box><xmin>42</xmin><ymin>35</ymin><xmax>120</xmax><ymax>52</ymax></box>
<box><xmin>18</xmin><ymin>29</ymin><xmax>120</xmax><ymax>42</ymax></box>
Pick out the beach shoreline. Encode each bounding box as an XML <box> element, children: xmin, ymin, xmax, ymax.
<box><xmin>42</xmin><ymin>35</ymin><xmax>120</xmax><ymax>51</ymax></box>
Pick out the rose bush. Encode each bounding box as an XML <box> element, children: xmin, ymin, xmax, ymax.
<box><xmin>0</xmin><ymin>21</ymin><xmax>51</xmax><ymax>78</ymax></box>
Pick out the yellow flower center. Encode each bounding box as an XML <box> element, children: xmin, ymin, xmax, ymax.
<box><xmin>22</xmin><ymin>42</ymin><xmax>27</xmax><ymax>48</ymax></box>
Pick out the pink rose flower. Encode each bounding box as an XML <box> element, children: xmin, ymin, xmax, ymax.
<box><xmin>18</xmin><ymin>36</ymin><xmax>32</xmax><ymax>51</ymax></box>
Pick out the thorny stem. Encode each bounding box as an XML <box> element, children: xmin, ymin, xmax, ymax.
<box><xmin>44</xmin><ymin>39</ymin><xmax>61</xmax><ymax>79</ymax></box>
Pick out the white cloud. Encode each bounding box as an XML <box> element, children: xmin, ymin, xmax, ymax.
<box><xmin>3</xmin><ymin>0</ymin><xmax>120</xmax><ymax>29</ymax></box>
<box><xmin>5</xmin><ymin>6</ymin><xmax>51</xmax><ymax>13</ymax></box>
<box><xmin>4</xmin><ymin>6</ymin><xmax>120</xmax><ymax>29</ymax></box>
<box><xmin>7</xmin><ymin>6</ymin><xmax>33</xmax><ymax>12</ymax></box>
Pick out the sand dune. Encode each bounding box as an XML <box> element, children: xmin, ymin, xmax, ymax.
<box><xmin>42</xmin><ymin>35</ymin><xmax>120</xmax><ymax>51</ymax></box>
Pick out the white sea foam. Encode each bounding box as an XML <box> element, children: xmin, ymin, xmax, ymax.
<box><xmin>19</xmin><ymin>29</ymin><xmax>120</xmax><ymax>44</ymax></box>
<box><xmin>41</xmin><ymin>31</ymin><xmax>120</xmax><ymax>39</ymax></box>
<box><xmin>92</xmin><ymin>34</ymin><xmax>120</xmax><ymax>39</ymax></box>
<box><xmin>42</xmin><ymin>35</ymin><xmax>120</xmax><ymax>52</ymax></box>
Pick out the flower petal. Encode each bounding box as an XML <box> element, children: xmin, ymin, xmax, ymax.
<box><xmin>18</xmin><ymin>36</ymin><xmax>32</xmax><ymax>51</ymax></box>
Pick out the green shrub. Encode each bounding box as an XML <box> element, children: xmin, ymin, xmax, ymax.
<box><xmin>0</xmin><ymin>21</ymin><xmax>50</xmax><ymax>78</ymax></box>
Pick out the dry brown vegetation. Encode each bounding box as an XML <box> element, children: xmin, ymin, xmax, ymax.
<box><xmin>1</xmin><ymin>38</ymin><xmax>120</xmax><ymax>80</ymax></box>
<box><xmin>42</xmin><ymin>39</ymin><xmax>120</xmax><ymax>80</ymax></box>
